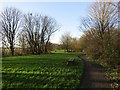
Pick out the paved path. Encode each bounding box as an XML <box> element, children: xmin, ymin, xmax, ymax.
<box><xmin>80</xmin><ymin>56</ymin><xmax>111</xmax><ymax>88</ymax></box>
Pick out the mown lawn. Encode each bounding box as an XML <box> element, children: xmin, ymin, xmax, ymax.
<box><xmin>2</xmin><ymin>53</ymin><xmax>83</xmax><ymax>89</ymax></box>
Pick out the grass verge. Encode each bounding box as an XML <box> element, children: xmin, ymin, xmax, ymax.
<box><xmin>93</xmin><ymin>60</ymin><xmax>120</xmax><ymax>89</ymax></box>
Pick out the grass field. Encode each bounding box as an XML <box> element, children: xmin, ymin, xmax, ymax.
<box><xmin>2</xmin><ymin>53</ymin><xmax>83</xmax><ymax>89</ymax></box>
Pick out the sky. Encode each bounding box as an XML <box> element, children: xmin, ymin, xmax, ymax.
<box><xmin>0</xmin><ymin>1</ymin><xmax>93</xmax><ymax>44</ymax></box>
<box><xmin>0</xmin><ymin>0</ymin><xmax>119</xmax><ymax>47</ymax></box>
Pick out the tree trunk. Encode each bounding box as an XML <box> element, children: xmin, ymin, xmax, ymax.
<box><xmin>10</xmin><ymin>45</ymin><xmax>14</xmax><ymax>55</ymax></box>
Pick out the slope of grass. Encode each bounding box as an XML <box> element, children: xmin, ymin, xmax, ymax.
<box><xmin>2</xmin><ymin>53</ymin><xmax>83</xmax><ymax>89</ymax></box>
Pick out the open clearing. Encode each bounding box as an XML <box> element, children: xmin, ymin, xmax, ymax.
<box><xmin>2</xmin><ymin>53</ymin><xmax>83</xmax><ymax>89</ymax></box>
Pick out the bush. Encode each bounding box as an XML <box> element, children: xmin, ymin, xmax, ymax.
<box><xmin>99</xmin><ymin>48</ymin><xmax>119</xmax><ymax>68</ymax></box>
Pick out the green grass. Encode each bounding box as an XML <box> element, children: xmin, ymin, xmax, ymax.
<box><xmin>2</xmin><ymin>53</ymin><xmax>83</xmax><ymax>89</ymax></box>
<box><xmin>51</xmin><ymin>50</ymin><xmax>66</xmax><ymax>53</ymax></box>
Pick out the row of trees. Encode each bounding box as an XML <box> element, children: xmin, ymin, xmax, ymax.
<box><xmin>60</xmin><ymin>32</ymin><xmax>82</xmax><ymax>52</ymax></box>
<box><xmin>0</xmin><ymin>7</ymin><xmax>59</xmax><ymax>55</ymax></box>
<box><xmin>79</xmin><ymin>1</ymin><xmax>120</xmax><ymax>67</ymax></box>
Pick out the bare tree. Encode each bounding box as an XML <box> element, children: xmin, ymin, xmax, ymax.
<box><xmin>18</xmin><ymin>32</ymin><xmax>27</xmax><ymax>54</ymax></box>
<box><xmin>80</xmin><ymin>1</ymin><xmax>117</xmax><ymax>51</ymax></box>
<box><xmin>22</xmin><ymin>13</ymin><xmax>41</xmax><ymax>54</ymax></box>
<box><xmin>0</xmin><ymin>7</ymin><xmax>22</xmax><ymax>55</ymax></box>
<box><xmin>60</xmin><ymin>32</ymin><xmax>72</xmax><ymax>52</ymax></box>
<box><xmin>79</xmin><ymin>1</ymin><xmax>119</xmax><ymax>65</ymax></box>
<box><xmin>22</xmin><ymin>14</ymin><xmax>59</xmax><ymax>54</ymax></box>
<box><xmin>42</xmin><ymin>16</ymin><xmax>59</xmax><ymax>53</ymax></box>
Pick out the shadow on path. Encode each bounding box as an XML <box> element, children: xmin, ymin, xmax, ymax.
<box><xmin>80</xmin><ymin>56</ymin><xmax>111</xmax><ymax>88</ymax></box>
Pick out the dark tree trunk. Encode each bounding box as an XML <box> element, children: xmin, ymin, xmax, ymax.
<box><xmin>10</xmin><ymin>45</ymin><xmax>14</xmax><ymax>56</ymax></box>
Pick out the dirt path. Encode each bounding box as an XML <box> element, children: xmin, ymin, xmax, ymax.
<box><xmin>80</xmin><ymin>56</ymin><xmax>111</xmax><ymax>88</ymax></box>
